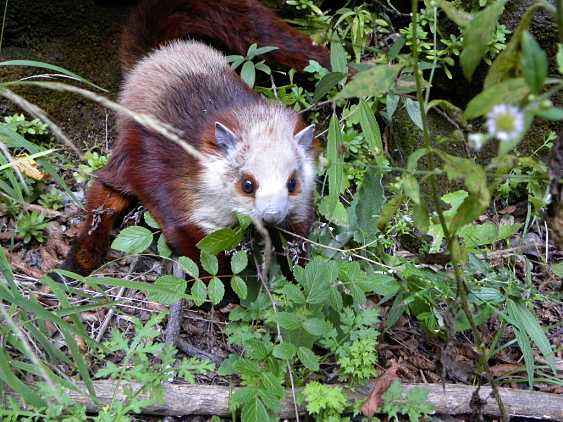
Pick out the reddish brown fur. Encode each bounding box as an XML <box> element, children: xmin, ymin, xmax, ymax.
<box><xmin>120</xmin><ymin>0</ymin><xmax>330</xmax><ymax>72</ymax></box>
<box><xmin>64</xmin><ymin>0</ymin><xmax>325</xmax><ymax>277</ymax></box>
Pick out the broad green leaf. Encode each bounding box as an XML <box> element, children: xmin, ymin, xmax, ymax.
<box><xmin>241</xmin><ymin>398</ymin><xmax>270</xmax><ymax>422</ymax></box>
<box><xmin>402</xmin><ymin>174</ymin><xmax>421</xmax><ymax>204</ymax></box>
<box><xmin>520</xmin><ymin>31</ymin><xmax>547</xmax><ymax>94</ymax></box>
<box><xmin>0</xmin><ymin>59</ymin><xmax>106</xmax><ymax>91</ymax></box>
<box><xmin>272</xmin><ymin>342</ymin><xmax>297</xmax><ymax>360</ymax></box>
<box><xmin>196</xmin><ymin>228</ymin><xmax>243</xmax><ymax>256</ymax></box>
<box><xmin>84</xmin><ymin>276</ymin><xmax>189</xmax><ymax>301</ymax></box>
<box><xmin>485</xmin><ymin>4</ymin><xmax>543</xmax><ymax>88</ymax></box>
<box><xmin>208</xmin><ymin>277</ymin><xmax>225</xmax><ymax>305</ymax></box>
<box><xmin>143</xmin><ymin>212</ymin><xmax>160</xmax><ymax>228</ymax></box>
<box><xmin>352</xmin><ymin>170</ymin><xmax>385</xmax><ymax>242</ymax></box>
<box><xmin>377</xmin><ymin>193</ymin><xmax>404</xmax><ymax>231</ymax></box>
<box><xmin>313</xmin><ymin>72</ymin><xmax>345</xmax><ymax>101</ymax></box>
<box><xmin>460</xmin><ymin>0</ymin><xmax>506</xmax><ymax>80</ymax></box>
<box><xmin>280</xmin><ymin>284</ymin><xmax>305</xmax><ymax>304</ymax></box>
<box><xmin>337</xmin><ymin>65</ymin><xmax>400</xmax><ymax>99</ymax></box>
<box><xmin>318</xmin><ymin>196</ymin><xmax>349</xmax><ymax>226</ymax></box>
<box><xmin>178</xmin><ymin>256</ymin><xmax>199</xmax><ymax>279</ymax></box>
<box><xmin>157</xmin><ymin>234</ymin><xmax>172</xmax><ymax>258</ymax></box>
<box><xmin>191</xmin><ymin>279</ymin><xmax>207</xmax><ymax>306</ymax></box>
<box><xmin>200</xmin><ymin>251</ymin><xmax>219</xmax><ymax>276</ymax></box>
<box><xmin>367</xmin><ymin>273</ymin><xmax>400</xmax><ymax>297</ymax></box>
<box><xmin>302</xmin><ymin>318</ymin><xmax>329</xmax><ymax>336</ymax></box>
<box><xmin>358</xmin><ymin>100</ymin><xmax>383</xmax><ymax>152</ymax></box>
<box><xmin>149</xmin><ymin>275</ymin><xmax>187</xmax><ymax>305</ymax></box>
<box><xmin>298</xmin><ymin>347</ymin><xmax>320</xmax><ymax>371</ymax></box>
<box><xmin>274</xmin><ymin>312</ymin><xmax>302</xmax><ymax>331</ymax></box>
<box><xmin>254</xmin><ymin>46</ymin><xmax>279</xmax><ymax>55</ymax></box>
<box><xmin>405</xmin><ymin>99</ymin><xmax>423</xmax><ymax>130</ymax></box>
<box><xmin>536</xmin><ymin>107</ymin><xmax>563</xmax><ymax>121</ymax></box>
<box><xmin>231</xmin><ymin>276</ymin><xmax>248</xmax><ymax>300</ymax></box>
<box><xmin>458</xmin><ymin>222</ymin><xmax>522</xmax><ymax>248</ymax></box>
<box><xmin>230</xmin><ymin>250</ymin><xmax>248</xmax><ymax>274</ymax></box>
<box><xmin>241</xmin><ymin>61</ymin><xmax>256</xmax><ymax>87</ymax></box>
<box><xmin>464</xmin><ymin>78</ymin><xmax>529</xmax><ymax>120</ymax></box>
<box><xmin>386</xmin><ymin>94</ymin><xmax>400</xmax><ymax>120</ymax></box>
<box><xmin>111</xmin><ymin>226</ymin><xmax>153</xmax><ymax>254</ymax></box>
<box><xmin>514</xmin><ymin>327</ymin><xmax>534</xmax><ymax>388</ymax></box>
<box><xmin>552</xmin><ymin>262</ymin><xmax>563</xmax><ymax>277</ymax></box>
<box><xmin>330</xmin><ymin>41</ymin><xmax>348</xmax><ymax>74</ymax></box>
<box><xmin>439</xmin><ymin>0</ymin><xmax>473</xmax><ymax>26</ymax></box>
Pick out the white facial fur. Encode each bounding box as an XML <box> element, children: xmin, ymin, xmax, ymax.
<box><xmin>189</xmin><ymin>106</ymin><xmax>316</xmax><ymax>233</ymax></box>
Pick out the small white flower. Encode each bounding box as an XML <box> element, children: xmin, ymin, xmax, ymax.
<box><xmin>468</xmin><ymin>133</ymin><xmax>487</xmax><ymax>151</ymax></box>
<box><xmin>486</xmin><ymin>104</ymin><xmax>524</xmax><ymax>143</ymax></box>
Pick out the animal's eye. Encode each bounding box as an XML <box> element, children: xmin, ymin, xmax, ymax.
<box><xmin>242</xmin><ymin>178</ymin><xmax>255</xmax><ymax>194</ymax></box>
<box><xmin>287</xmin><ymin>176</ymin><xmax>297</xmax><ymax>193</ymax></box>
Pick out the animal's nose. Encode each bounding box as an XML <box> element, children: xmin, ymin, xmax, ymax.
<box><xmin>261</xmin><ymin>209</ymin><xmax>286</xmax><ymax>224</ymax></box>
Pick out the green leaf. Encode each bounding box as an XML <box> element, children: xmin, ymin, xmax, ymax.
<box><xmin>208</xmin><ymin>277</ymin><xmax>225</xmax><ymax>305</ymax></box>
<box><xmin>302</xmin><ymin>318</ymin><xmax>329</xmax><ymax>337</ymax></box>
<box><xmin>149</xmin><ymin>275</ymin><xmax>187</xmax><ymax>305</ymax></box>
<box><xmin>318</xmin><ymin>196</ymin><xmax>349</xmax><ymax>226</ymax></box>
<box><xmin>558</xmin><ymin>43</ymin><xmax>563</xmax><ymax>74</ymax></box>
<box><xmin>0</xmin><ymin>59</ymin><xmax>106</xmax><ymax>91</ymax></box>
<box><xmin>157</xmin><ymin>234</ymin><xmax>172</xmax><ymax>258</ymax></box>
<box><xmin>513</xmin><ymin>327</ymin><xmax>534</xmax><ymax>388</ymax></box>
<box><xmin>143</xmin><ymin>211</ymin><xmax>160</xmax><ymax>228</ymax></box>
<box><xmin>200</xmin><ymin>251</ymin><xmax>219</xmax><ymax>276</ymax></box>
<box><xmin>280</xmin><ymin>284</ymin><xmax>305</xmax><ymax>304</ymax></box>
<box><xmin>405</xmin><ymin>98</ymin><xmax>423</xmax><ymax>130</ymax></box>
<box><xmin>458</xmin><ymin>222</ymin><xmax>522</xmax><ymax>248</ymax></box>
<box><xmin>273</xmin><ymin>342</ymin><xmax>297</xmax><ymax>360</ymax></box>
<box><xmin>196</xmin><ymin>228</ymin><xmax>243</xmax><ymax>256</ymax></box>
<box><xmin>330</xmin><ymin>40</ymin><xmax>348</xmax><ymax>74</ymax></box>
<box><xmin>439</xmin><ymin>0</ymin><xmax>473</xmax><ymax>26</ymax></box>
<box><xmin>231</xmin><ymin>250</ymin><xmax>248</xmax><ymax>274</ymax></box>
<box><xmin>358</xmin><ymin>100</ymin><xmax>383</xmax><ymax>152</ymax></box>
<box><xmin>460</xmin><ymin>0</ymin><xmax>506</xmax><ymax>80</ymax></box>
<box><xmin>178</xmin><ymin>256</ymin><xmax>199</xmax><ymax>279</ymax></box>
<box><xmin>111</xmin><ymin>226</ymin><xmax>153</xmax><ymax>254</ymax></box>
<box><xmin>274</xmin><ymin>312</ymin><xmax>302</xmax><ymax>331</ymax></box>
<box><xmin>327</xmin><ymin>114</ymin><xmax>345</xmax><ymax>199</ymax></box>
<box><xmin>536</xmin><ymin>107</ymin><xmax>563</xmax><ymax>121</ymax></box>
<box><xmin>254</xmin><ymin>46</ymin><xmax>279</xmax><ymax>55</ymax></box>
<box><xmin>241</xmin><ymin>398</ymin><xmax>270</xmax><ymax>422</ymax></box>
<box><xmin>231</xmin><ymin>276</ymin><xmax>248</xmax><ymax>300</ymax></box>
<box><xmin>367</xmin><ymin>273</ymin><xmax>400</xmax><ymax>297</ymax></box>
<box><xmin>520</xmin><ymin>31</ymin><xmax>547</xmax><ymax>94</ymax></box>
<box><xmin>464</xmin><ymin>78</ymin><xmax>529</xmax><ymax>120</ymax></box>
<box><xmin>0</xmin><ymin>348</ymin><xmax>45</xmax><ymax>407</ymax></box>
<box><xmin>552</xmin><ymin>262</ymin><xmax>563</xmax><ymax>277</ymax></box>
<box><xmin>241</xmin><ymin>61</ymin><xmax>256</xmax><ymax>87</ymax></box>
<box><xmin>297</xmin><ymin>347</ymin><xmax>320</xmax><ymax>371</ymax></box>
<box><xmin>337</xmin><ymin>65</ymin><xmax>399</xmax><ymax>99</ymax></box>
<box><xmin>352</xmin><ymin>170</ymin><xmax>385</xmax><ymax>242</ymax></box>
<box><xmin>386</xmin><ymin>94</ymin><xmax>400</xmax><ymax>120</ymax></box>
<box><xmin>191</xmin><ymin>279</ymin><xmax>207</xmax><ymax>306</ymax></box>
<box><xmin>314</xmin><ymin>72</ymin><xmax>345</xmax><ymax>102</ymax></box>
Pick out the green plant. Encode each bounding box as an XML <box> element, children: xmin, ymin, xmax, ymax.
<box><xmin>303</xmin><ymin>381</ymin><xmax>349</xmax><ymax>421</ymax></box>
<box><xmin>227</xmin><ymin>44</ymin><xmax>279</xmax><ymax>88</ymax></box>
<box><xmin>380</xmin><ymin>381</ymin><xmax>434</xmax><ymax>422</ymax></box>
<box><xmin>15</xmin><ymin>211</ymin><xmax>49</xmax><ymax>243</ymax></box>
<box><xmin>37</xmin><ymin>189</ymin><xmax>64</xmax><ymax>211</ymax></box>
<box><xmin>336</xmin><ymin>337</ymin><xmax>378</xmax><ymax>383</ymax></box>
<box><xmin>73</xmin><ymin>150</ymin><xmax>108</xmax><ymax>184</ymax></box>
<box><xmin>3</xmin><ymin>113</ymin><xmax>49</xmax><ymax>137</ymax></box>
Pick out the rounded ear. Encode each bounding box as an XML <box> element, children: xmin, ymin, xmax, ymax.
<box><xmin>215</xmin><ymin>122</ymin><xmax>238</xmax><ymax>150</ymax></box>
<box><xmin>294</xmin><ymin>124</ymin><xmax>315</xmax><ymax>149</ymax></box>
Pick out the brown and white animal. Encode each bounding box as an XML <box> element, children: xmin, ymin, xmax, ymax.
<box><xmin>64</xmin><ymin>0</ymin><xmax>330</xmax><ymax>276</ymax></box>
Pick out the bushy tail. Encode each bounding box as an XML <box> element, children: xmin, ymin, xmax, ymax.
<box><xmin>120</xmin><ymin>0</ymin><xmax>330</xmax><ymax>72</ymax></box>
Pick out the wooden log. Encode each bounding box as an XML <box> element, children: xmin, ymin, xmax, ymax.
<box><xmin>67</xmin><ymin>380</ymin><xmax>563</xmax><ymax>420</ymax></box>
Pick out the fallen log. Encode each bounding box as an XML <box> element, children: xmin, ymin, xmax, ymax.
<box><xmin>66</xmin><ymin>380</ymin><xmax>563</xmax><ymax>420</ymax></box>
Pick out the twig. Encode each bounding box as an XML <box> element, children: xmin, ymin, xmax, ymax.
<box><xmin>164</xmin><ymin>261</ymin><xmax>185</xmax><ymax>346</ymax></box>
<box><xmin>175</xmin><ymin>338</ymin><xmax>223</xmax><ymax>365</ymax></box>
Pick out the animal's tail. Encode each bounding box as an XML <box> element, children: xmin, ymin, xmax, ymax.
<box><xmin>120</xmin><ymin>0</ymin><xmax>330</xmax><ymax>72</ymax></box>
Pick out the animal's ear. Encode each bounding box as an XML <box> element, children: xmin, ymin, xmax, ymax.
<box><xmin>215</xmin><ymin>122</ymin><xmax>238</xmax><ymax>150</ymax></box>
<box><xmin>294</xmin><ymin>124</ymin><xmax>315</xmax><ymax>149</ymax></box>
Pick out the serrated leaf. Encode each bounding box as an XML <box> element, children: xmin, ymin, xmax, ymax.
<box><xmin>439</xmin><ymin>0</ymin><xmax>473</xmax><ymax>26</ymax></box>
<box><xmin>405</xmin><ymin>98</ymin><xmax>423</xmax><ymax>130</ymax></box>
<box><xmin>143</xmin><ymin>211</ymin><xmax>160</xmax><ymax>228</ymax></box>
<box><xmin>241</xmin><ymin>398</ymin><xmax>270</xmax><ymax>422</ymax></box>
<box><xmin>178</xmin><ymin>256</ymin><xmax>199</xmax><ymax>279</ymax></box>
<box><xmin>358</xmin><ymin>100</ymin><xmax>383</xmax><ymax>152</ymax></box>
<box><xmin>241</xmin><ymin>61</ymin><xmax>256</xmax><ymax>87</ymax></box>
<box><xmin>367</xmin><ymin>273</ymin><xmax>400</xmax><ymax>297</ymax></box>
<box><xmin>337</xmin><ymin>64</ymin><xmax>400</xmax><ymax>99</ymax></box>
<box><xmin>191</xmin><ymin>279</ymin><xmax>207</xmax><ymax>306</ymax></box>
<box><xmin>297</xmin><ymin>347</ymin><xmax>319</xmax><ymax>371</ymax></box>
<box><xmin>520</xmin><ymin>31</ymin><xmax>548</xmax><ymax>94</ymax></box>
<box><xmin>111</xmin><ymin>226</ymin><xmax>153</xmax><ymax>254</ymax></box>
<box><xmin>314</xmin><ymin>72</ymin><xmax>345</xmax><ymax>101</ymax></box>
<box><xmin>157</xmin><ymin>234</ymin><xmax>172</xmax><ymax>258</ymax></box>
<box><xmin>464</xmin><ymin>78</ymin><xmax>529</xmax><ymax>120</ymax></box>
<box><xmin>273</xmin><ymin>312</ymin><xmax>302</xmax><ymax>331</ymax></box>
<box><xmin>318</xmin><ymin>196</ymin><xmax>349</xmax><ymax>226</ymax></box>
<box><xmin>197</xmin><ymin>228</ymin><xmax>243</xmax><ymax>256</ymax></box>
<box><xmin>208</xmin><ymin>277</ymin><xmax>225</xmax><ymax>305</ymax></box>
<box><xmin>302</xmin><ymin>318</ymin><xmax>328</xmax><ymax>336</ymax></box>
<box><xmin>280</xmin><ymin>284</ymin><xmax>305</xmax><ymax>304</ymax></box>
<box><xmin>460</xmin><ymin>0</ymin><xmax>507</xmax><ymax>80</ymax></box>
<box><xmin>230</xmin><ymin>250</ymin><xmax>248</xmax><ymax>274</ymax></box>
<box><xmin>231</xmin><ymin>276</ymin><xmax>248</xmax><ymax>300</ymax></box>
<box><xmin>273</xmin><ymin>342</ymin><xmax>297</xmax><ymax>360</ymax></box>
<box><xmin>330</xmin><ymin>40</ymin><xmax>347</xmax><ymax>74</ymax></box>
<box><xmin>149</xmin><ymin>275</ymin><xmax>187</xmax><ymax>305</ymax></box>
<box><xmin>200</xmin><ymin>251</ymin><xmax>218</xmax><ymax>276</ymax></box>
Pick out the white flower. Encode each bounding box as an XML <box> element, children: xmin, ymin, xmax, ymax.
<box><xmin>468</xmin><ymin>133</ymin><xmax>487</xmax><ymax>151</ymax></box>
<box><xmin>486</xmin><ymin>104</ymin><xmax>524</xmax><ymax>143</ymax></box>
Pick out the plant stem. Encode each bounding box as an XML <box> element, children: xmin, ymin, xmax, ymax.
<box><xmin>410</xmin><ymin>1</ymin><xmax>508</xmax><ymax>420</ymax></box>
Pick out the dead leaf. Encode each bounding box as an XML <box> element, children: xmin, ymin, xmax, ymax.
<box><xmin>14</xmin><ymin>154</ymin><xmax>47</xmax><ymax>181</ymax></box>
<box><xmin>499</xmin><ymin>205</ymin><xmax>516</xmax><ymax>215</ymax></box>
<box><xmin>489</xmin><ymin>363</ymin><xmax>520</xmax><ymax>376</ymax></box>
<box><xmin>361</xmin><ymin>360</ymin><xmax>400</xmax><ymax>417</ymax></box>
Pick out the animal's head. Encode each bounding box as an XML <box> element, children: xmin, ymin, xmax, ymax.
<box><xmin>197</xmin><ymin>106</ymin><xmax>317</xmax><ymax>229</ymax></box>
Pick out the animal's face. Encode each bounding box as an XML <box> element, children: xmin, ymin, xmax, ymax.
<box><xmin>195</xmin><ymin>117</ymin><xmax>316</xmax><ymax>232</ymax></box>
